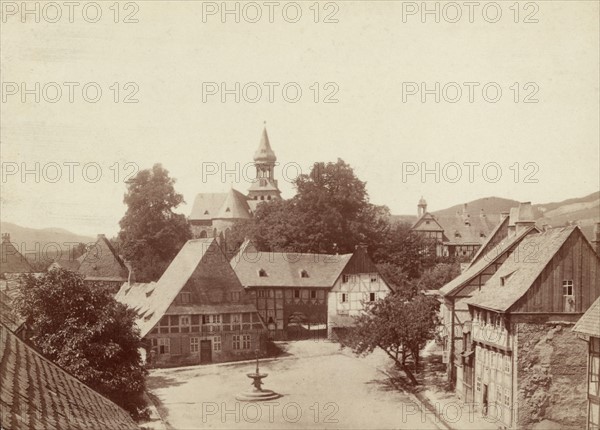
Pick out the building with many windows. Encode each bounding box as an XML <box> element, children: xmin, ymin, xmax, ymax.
<box><xmin>116</xmin><ymin>237</ymin><xmax>266</xmax><ymax>367</ymax></box>
<box><xmin>463</xmin><ymin>225</ymin><xmax>600</xmax><ymax>429</ymax></box>
<box><xmin>231</xmin><ymin>241</ymin><xmax>391</xmax><ymax>340</ymax></box>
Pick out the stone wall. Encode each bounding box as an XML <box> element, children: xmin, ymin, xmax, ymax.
<box><xmin>516</xmin><ymin>322</ymin><xmax>587</xmax><ymax>429</ymax></box>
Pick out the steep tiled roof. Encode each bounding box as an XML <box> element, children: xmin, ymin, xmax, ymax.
<box><xmin>467</xmin><ymin>226</ymin><xmax>577</xmax><ymax>312</ymax></box>
<box><xmin>77</xmin><ymin>235</ymin><xmax>128</xmax><ymax>282</ymax></box>
<box><xmin>190</xmin><ymin>192</ymin><xmax>228</xmax><ymax>220</ymax></box>
<box><xmin>0</xmin><ymin>323</ymin><xmax>138</xmax><ymax>430</ymax></box>
<box><xmin>216</xmin><ymin>189</ymin><xmax>253</xmax><ymax>219</ymax></box>
<box><xmin>573</xmin><ymin>296</ymin><xmax>600</xmax><ymax>337</ymax></box>
<box><xmin>116</xmin><ymin>238</ymin><xmax>244</xmax><ymax>337</ymax></box>
<box><xmin>231</xmin><ymin>240</ymin><xmax>353</xmax><ymax>288</ymax></box>
<box><xmin>468</xmin><ymin>216</ymin><xmax>510</xmax><ymax>267</ymax></box>
<box><xmin>439</xmin><ymin>226</ymin><xmax>537</xmax><ymax>296</ymax></box>
<box><xmin>437</xmin><ymin>213</ymin><xmax>498</xmax><ymax>245</ymax></box>
<box><xmin>0</xmin><ymin>240</ymin><xmax>33</xmax><ymax>275</ymax></box>
<box><xmin>190</xmin><ymin>189</ymin><xmax>253</xmax><ymax>220</ymax></box>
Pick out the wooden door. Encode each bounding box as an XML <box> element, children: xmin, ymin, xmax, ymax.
<box><xmin>200</xmin><ymin>340</ymin><xmax>212</xmax><ymax>363</ymax></box>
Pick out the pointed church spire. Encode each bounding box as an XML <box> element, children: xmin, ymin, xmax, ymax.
<box><xmin>254</xmin><ymin>125</ymin><xmax>277</xmax><ymax>162</ymax></box>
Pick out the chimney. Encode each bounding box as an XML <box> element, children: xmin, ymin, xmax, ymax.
<box><xmin>1</xmin><ymin>233</ymin><xmax>10</xmax><ymax>243</ymax></box>
<box><xmin>593</xmin><ymin>222</ymin><xmax>600</xmax><ymax>257</ymax></box>
<box><xmin>500</xmin><ymin>211</ymin><xmax>509</xmax><ymax>220</ymax></box>
<box><xmin>462</xmin><ymin>203</ymin><xmax>468</xmax><ymax>215</ymax></box>
<box><xmin>515</xmin><ymin>202</ymin><xmax>536</xmax><ymax>235</ymax></box>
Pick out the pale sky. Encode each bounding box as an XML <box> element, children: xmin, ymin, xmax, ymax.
<box><xmin>1</xmin><ymin>1</ymin><xmax>599</xmax><ymax>236</ymax></box>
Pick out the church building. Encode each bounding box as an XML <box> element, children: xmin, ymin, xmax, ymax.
<box><xmin>189</xmin><ymin>126</ymin><xmax>282</xmax><ymax>241</ymax></box>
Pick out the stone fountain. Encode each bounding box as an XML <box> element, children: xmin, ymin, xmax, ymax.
<box><xmin>235</xmin><ymin>351</ymin><xmax>281</xmax><ymax>401</ymax></box>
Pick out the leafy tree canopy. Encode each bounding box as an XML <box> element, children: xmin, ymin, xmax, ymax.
<box><xmin>14</xmin><ymin>269</ymin><xmax>148</xmax><ymax>418</ymax></box>
<box><xmin>233</xmin><ymin>159</ymin><xmax>390</xmax><ymax>255</ymax></box>
<box><xmin>350</xmin><ymin>292</ymin><xmax>440</xmax><ymax>384</ymax></box>
<box><xmin>118</xmin><ymin>163</ymin><xmax>191</xmax><ymax>282</ymax></box>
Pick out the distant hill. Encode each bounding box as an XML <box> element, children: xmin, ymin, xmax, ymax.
<box><xmin>0</xmin><ymin>222</ymin><xmax>94</xmax><ymax>264</ymax></box>
<box><xmin>433</xmin><ymin>197</ymin><xmax>520</xmax><ymax>219</ymax></box>
<box><xmin>392</xmin><ymin>192</ymin><xmax>599</xmax><ymax>241</ymax></box>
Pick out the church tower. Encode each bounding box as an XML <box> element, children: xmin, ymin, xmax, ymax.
<box><xmin>247</xmin><ymin>125</ymin><xmax>281</xmax><ymax>202</ymax></box>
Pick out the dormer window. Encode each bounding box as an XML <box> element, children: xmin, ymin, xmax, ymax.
<box><xmin>480</xmin><ymin>233</ymin><xmax>486</xmax><ymax>238</ymax></box>
<box><xmin>204</xmin><ymin>210</ymin><xmax>209</xmax><ymax>215</ymax></box>
<box><xmin>454</xmin><ymin>232</ymin><xmax>461</xmax><ymax>238</ymax></box>
<box><xmin>225</xmin><ymin>207</ymin><xmax>231</xmax><ymax>212</ymax></box>
<box><xmin>180</xmin><ymin>291</ymin><xmax>191</xmax><ymax>303</ymax></box>
<box><xmin>258</xmin><ymin>269</ymin><xmax>267</xmax><ymax>277</ymax></box>
<box><xmin>300</xmin><ymin>270</ymin><xmax>309</xmax><ymax>278</ymax></box>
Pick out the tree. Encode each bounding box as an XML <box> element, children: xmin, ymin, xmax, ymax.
<box><xmin>118</xmin><ymin>164</ymin><xmax>191</xmax><ymax>282</ymax></box>
<box><xmin>14</xmin><ymin>269</ymin><xmax>148</xmax><ymax>418</ymax></box>
<box><xmin>236</xmin><ymin>159</ymin><xmax>391</xmax><ymax>254</ymax></box>
<box><xmin>350</xmin><ymin>292</ymin><xmax>440</xmax><ymax>384</ymax></box>
<box><xmin>415</xmin><ymin>262</ymin><xmax>461</xmax><ymax>291</ymax></box>
<box><xmin>372</xmin><ymin>222</ymin><xmax>437</xmax><ymax>279</ymax></box>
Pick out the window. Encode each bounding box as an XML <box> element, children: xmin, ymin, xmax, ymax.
<box><xmin>476</xmin><ymin>376</ymin><xmax>481</xmax><ymax>392</ymax></box>
<box><xmin>232</xmin><ymin>335</ymin><xmax>241</xmax><ymax>350</ymax></box>
<box><xmin>180</xmin><ymin>316</ymin><xmax>190</xmax><ymax>326</ymax></box>
<box><xmin>504</xmin><ymin>356</ymin><xmax>511</xmax><ymax>374</ymax></box>
<box><xmin>342</xmin><ymin>274</ymin><xmax>350</xmax><ymax>283</ymax></box>
<box><xmin>190</xmin><ymin>337</ymin><xmax>199</xmax><ymax>353</ymax></box>
<box><xmin>340</xmin><ymin>293</ymin><xmax>347</xmax><ymax>303</ymax></box>
<box><xmin>310</xmin><ymin>290</ymin><xmax>316</xmax><ymax>299</ymax></box>
<box><xmin>258</xmin><ymin>269</ymin><xmax>267</xmax><ymax>277</ymax></box>
<box><xmin>294</xmin><ymin>289</ymin><xmax>300</xmax><ymax>298</ymax></box>
<box><xmin>563</xmin><ymin>280</ymin><xmax>574</xmax><ymax>296</ymax></box>
<box><xmin>504</xmin><ymin>388</ymin><xmax>511</xmax><ymax>407</ymax></box>
<box><xmin>370</xmin><ymin>274</ymin><xmax>378</xmax><ymax>283</ymax></box>
<box><xmin>230</xmin><ymin>291</ymin><xmax>241</xmax><ymax>302</ymax></box>
<box><xmin>242</xmin><ymin>334</ymin><xmax>251</xmax><ymax>349</ymax></box>
<box><xmin>213</xmin><ymin>336</ymin><xmax>221</xmax><ymax>351</ymax></box>
<box><xmin>369</xmin><ymin>292</ymin><xmax>376</xmax><ymax>302</ymax></box>
<box><xmin>300</xmin><ymin>270</ymin><xmax>309</xmax><ymax>278</ymax></box>
<box><xmin>590</xmin><ymin>350</ymin><xmax>600</xmax><ymax>397</ymax></box>
<box><xmin>180</xmin><ymin>292</ymin><xmax>191</xmax><ymax>303</ymax></box>
<box><xmin>496</xmin><ymin>385</ymin><xmax>503</xmax><ymax>404</ymax></box>
<box><xmin>231</xmin><ymin>314</ymin><xmax>242</xmax><ymax>331</ymax></box>
<box><xmin>158</xmin><ymin>338</ymin><xmax>170</xmax><ymax>354</ymax></box>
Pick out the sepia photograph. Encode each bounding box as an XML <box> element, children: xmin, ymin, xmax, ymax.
<box><xmin>1</xmin><ymin>1</ymin><xmax>599</xmax><ymax>429</ymax></box>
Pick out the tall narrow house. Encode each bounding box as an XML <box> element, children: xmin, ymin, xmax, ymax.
<box><xmin>464</xmin><ymin>225</ymin><xmax>600</xmax><ymax>429</ymax></box>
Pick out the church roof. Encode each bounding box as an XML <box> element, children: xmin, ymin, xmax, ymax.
<box><xmin>253</xmin><ymin>127</ymin><xmax>277</xmax><ymax>162</ymax></box>
<box><xmin>190</xmin><ymin>189</ymin><xmax>252</xmax><ymax>221</ymax></box>
<box><xmin>0</xmin><ymin>323</ymin><xmax>138</xmax><ymax>430</ymax></box>
<box><xmin>216</xmin><ymin>188</ymin><xmax>253</xmax><ymax>219</ymax></box>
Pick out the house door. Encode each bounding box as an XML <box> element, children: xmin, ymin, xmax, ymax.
<box><xmin>482</xmin><ymin>384</ymin><xmax>489</xmax><ymax>415</ymax></box>
<box><xmin>200</xmin><ymin>340</ymin><xmax>212</xmax><ymax>363</ymax></box>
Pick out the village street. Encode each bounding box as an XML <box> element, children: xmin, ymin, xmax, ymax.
<box><xmin>147</xmin><ymin>340</ymin><xmax>443</xmax><ymax>429</ymax></box>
